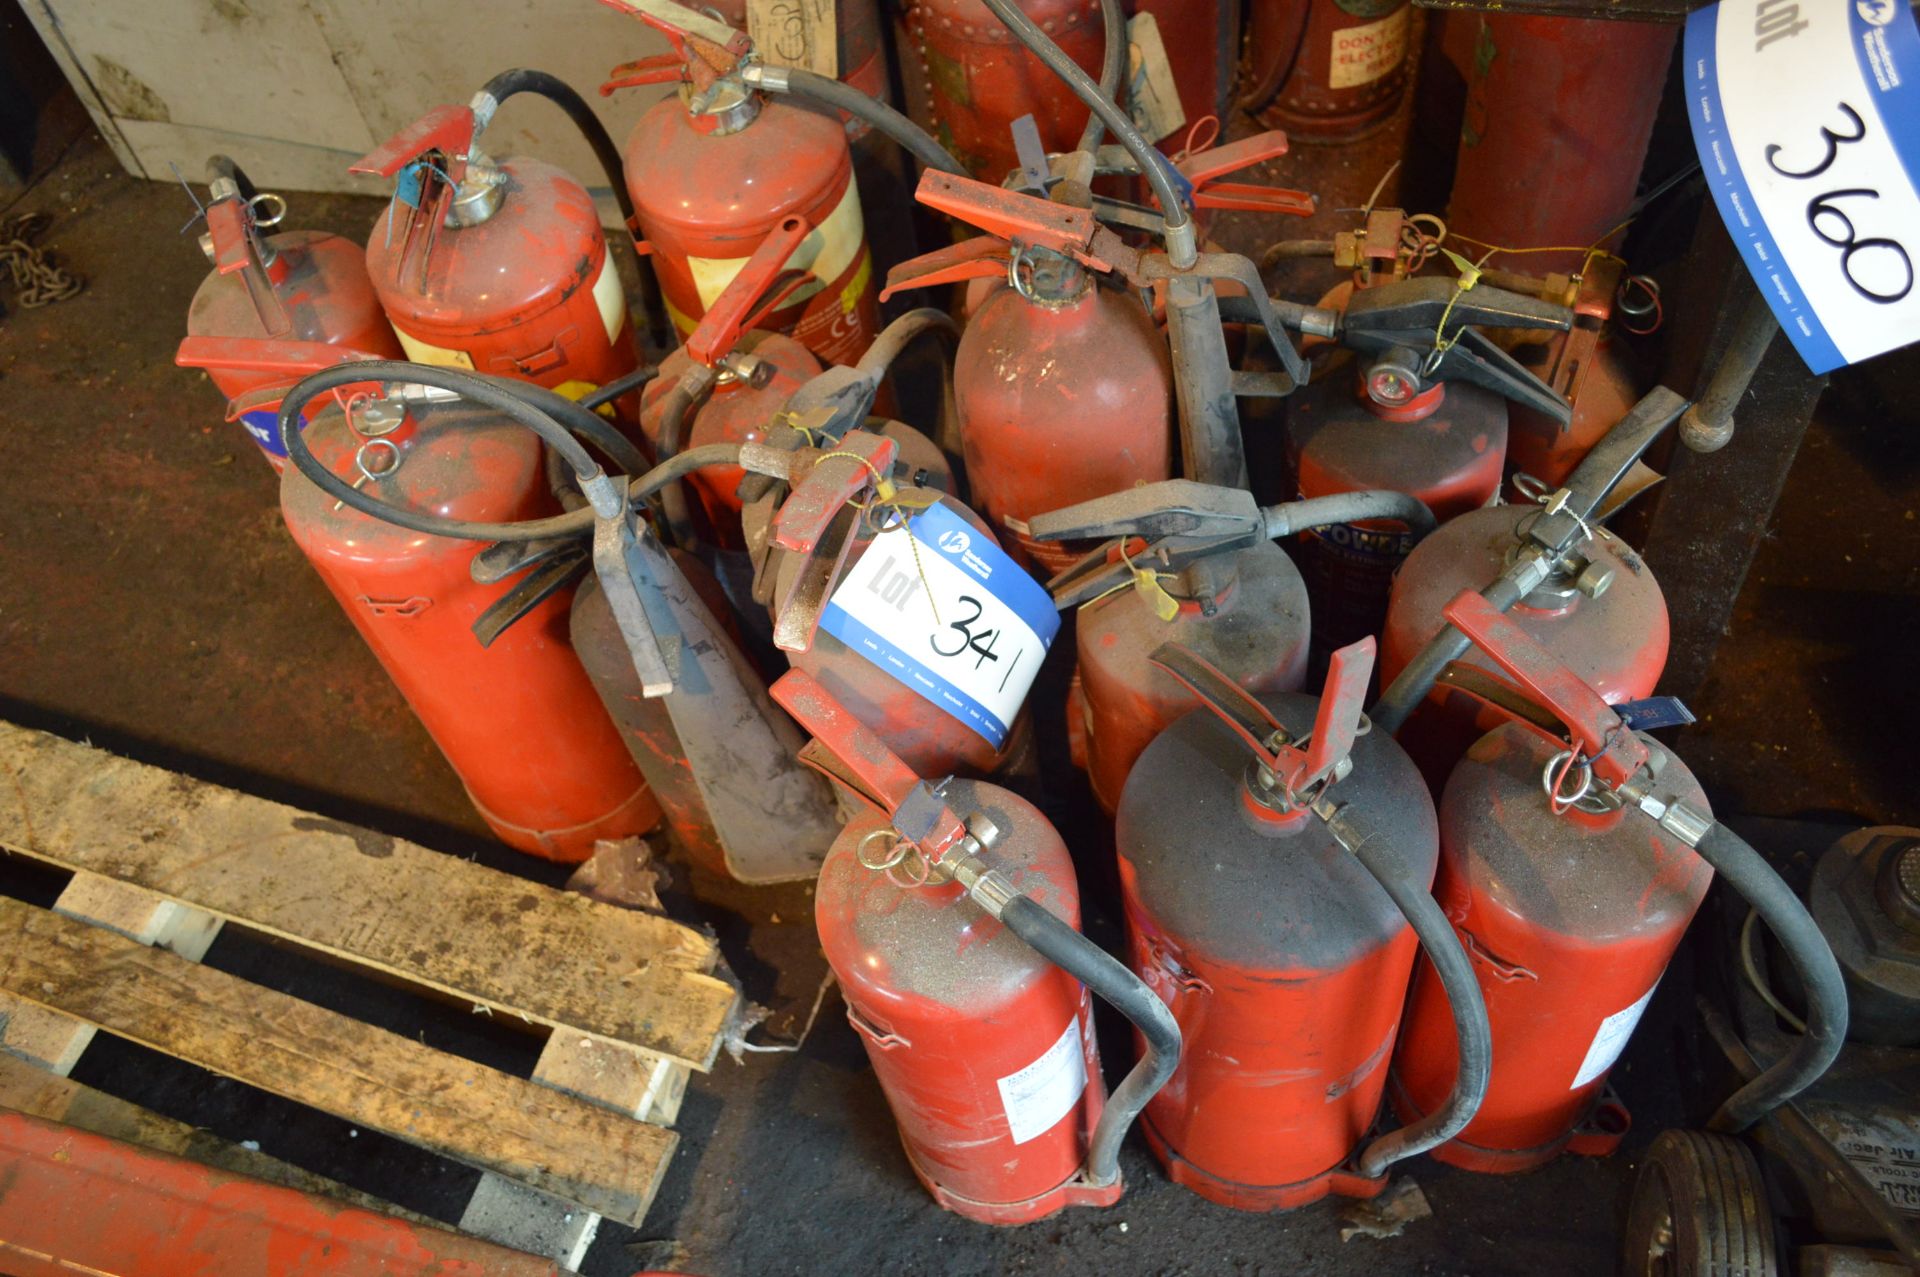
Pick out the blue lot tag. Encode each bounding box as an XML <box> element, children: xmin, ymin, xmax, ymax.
<box><xmin>819</xmin><ymin>501</ymin><xmax>1059</xmax><ymax>749</ymax></box>
<box><xmin>1614</xmin><ymin>697</ymin><xmax>1698</xmax><ymax>733</ymax></box>
<box><xmin>1683</xmin><ymin>0</ymin><xmax>1920</xmax><ymax>372</ymax></box>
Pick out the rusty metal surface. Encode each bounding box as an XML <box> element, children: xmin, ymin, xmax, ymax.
<box><xmin>1394</xmin><ymin>723</ymin><xmax>1710</xmax><ymax>1167</ymax></box>
<box><xmin>1117</xmin><ymin>688</ymin><xmax>1436</xmax><ymax>1205</ymax></box>
<box><xmin>1244</xmin><ymin>0</ymin><xmax>1413</xmax><ymax>142</ymax></box>
<box><xmin>280</xmin><ymin>401</ymin><xmax>658</xmax><ymax>861</ymax></box>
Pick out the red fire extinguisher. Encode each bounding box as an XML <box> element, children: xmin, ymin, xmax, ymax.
<box><xmin>1445</xmin><ymin>14</ymin><xmax>1677</xmax><ymax>274</ymax></box>
<box><xmin>1035</xmin><ymin>478</ymin><xmax>1432</xmax><ymax>814</ymax></box>
<box><xmin>353</xmin><ymin>83</ymin><xmax>642</xmax><ymax>401</ymax></box>
<box><xmin>1115</xmin><ymin>638</ymin><xmax>1491</xmax><ymax>1209</ymax></box>
<box><xmin>603</xmin><ymin>6</ymin><xmax>880</xmax><ymax>366</ymax></box>
<box><xmin>1284</xmin><ymin>276</ymin><xmax>1573</xmax><ymax>660</ymax></box>
<box><xmin>178</xmin><ymin>157</ymin><xmax>402</xmax><ymax>467</ymax></box>
<box><xmin>903</xmin><ymin>0</ymin><xmax>1108</xmax><ymax>181</ymax></box>
<box><xmin>1378</xmin><ymin>426</ymin><xmax>1670</xmax><ymax>792</ymax></box>
<box><xmin>274</xmin><ymin>363</ymin><xmax>661</xmax><ymax>862</ymax></box>
<box><xmin>883</xmin><ymin>170</ymin><xmax>1176</xmax><ymax>574</ymax></box>
<box><xmin>1389</xmin><ymin>591</ymin><xmax>1714</xmax><ymax>1171</ymax></box>
<box><xmin>770</xmin><ymin>668</ymin><xmax>1181</xmax><ymax>1225</ymax></box>
<box><xmin>1241</xmin><ymin>0</ymin><xmax>1412</xmax><ymax>142</ymax></box>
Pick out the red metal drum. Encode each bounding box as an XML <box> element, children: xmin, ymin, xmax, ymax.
<box><xmin>364</xmin><ymin>155</ymin><xmax>638</xmax><ymax>397</ymax></box>
<box><xmin>905</xmin><ymin>0</ymin><xmax>1106</xmax><ymax>181</ymax></box>
<box><xmin>1243</xmin><ymin>0</ymin><xmax>1413</xmax><ymax>142</ymax></box>
<box><xmin>1117</xmin><ymin>685</ymin><xmax>1437</xmax><ymax>1209</ymax></box>
<box><xmin>624</xmin><ymin>88</ymin><xmax>877</xmax><ymax>366</ymax></box>
<box><xmin>184</xmin><ymin>217</ymin><xmax>402</xmax><ymax>468</ymax></box>
<box><xmin>957</xmin><ymin>277</ymin><xmax>1175</xmax><ymax>575</ymax></box>
<box><xmin>1379</xmin><ymin>503</ymin><xmax>1669</xmax><ymax>791</ymax></box>
<box><xmin>1446</xmin><ymin>15</ymin><xmax>1676</xmax><ymax>272</ymax></box>
<box><xmin>281</xmin><ymin>398</ymin><xmax>659</xmax><ymax>861</ymax></box>
<box><xmin>818</xmin><ymin>784</ymin><xmax>1110</xmax><ymax>1224</ymax></box>
<box><xmin>1072</xmin><ymin>540</ymin><xmax>1309</xmax><ymax>814</ymax></box>
<box><xmin>1391</xmin><ymin>722</ymin><xmax>1711</xmax><ymax>1171</ymax></box>
<box><xmin>1286</xmin><ymin>375</ymin><xmax>1508</xmax><ymax>657</ymax></box>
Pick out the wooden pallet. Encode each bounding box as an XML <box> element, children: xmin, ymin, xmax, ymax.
<box><xmin>0</xmin><ymin>722</ymin><xmax>740</xmax><ymax>1269</ymax></box>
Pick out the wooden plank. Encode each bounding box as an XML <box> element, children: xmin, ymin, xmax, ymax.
<box><xmin>459</xmin><ymin>1034</ymin><xmax>692</xmax><ymax>1266</ymax></box>
<box><xmin>0</xmin><ymin>872</ymin><xmax>224</xmax><ymax>1075</ymax></box>
<box><xmin>0</xmin><ymin>1053</ymin><xmax>429</xmax><ymax>1225</ymax></box>
<box><xmin>0</xmin><ymin>898</ymin><xmax>676</xmax><ymax>1227</ymax></box>
<box><xmin>0</xmin><ymin>723</ymin><xmax>738</xmax><ymax>1071</ymax></box>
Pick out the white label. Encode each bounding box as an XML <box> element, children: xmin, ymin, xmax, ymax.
<box><xmin>1806</xmin><ymin>1105</ymin><xmax>1920</xmax><ymax>1215</ymax></box>
<box><xmin>1683</xmin><ymin>0</ymin><xmax>1920</xmax><ymax>372</ymax></box>
<box><xmin>1126</xmin><ymin>12</ymin><xmax>1187</xmax><ymax>144</ymax></box>
<box><xmin>590</xmin><ymin>251</ymin><xmax>627</xmax><ymax>346</ymax></box>
<box><xmin>819</xmin><ymin>501</ymin><xmax>1058</xmax><ymax>749</ymax></box>
<box><xmin>1572</xmin><ymin>985</ymin><xmax>1658</xmax><ymax>1089</ymax></box>
<box><xmin>686</xmin><ymin>179</ymin><xmax>865</xmax><ymax>312</ymax></box>
<box><xmin>747</xmin><ymin>0</ymin><xmax>839</xmax><ymax>78</ymax></box>
<box><xmin>997</xmin><ymin>1017</ymin><xmax>1088</xmax><ymax>1146</ymax></box>
<box><xmin>1329</xmin><ymin>8</ymin><xmax>1410</xmax><ymax>90</ymax></box>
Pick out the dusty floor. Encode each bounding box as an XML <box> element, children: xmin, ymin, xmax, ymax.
<box><xmin>0</xmin><ymin>110</ymin><xmax>1915</xmax><ymax>1277</ymax></box>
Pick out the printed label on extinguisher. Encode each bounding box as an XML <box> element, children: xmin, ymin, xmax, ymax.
<box><xmin>997</xmin><ymin>1017</ymin><xmax>1089</xmax><ymax>1146</ymax></box>
<box><xmin>819</xmin><ymin>501</ymin><xmax>1059</xmax><ymax>749</ymax></box>
<box><xmin>1683</xmin><ymin>0</ymin><xmax>1920</xmax><ymax>371</ymax></box>
<box><xmin>1328</xmin><ymin>7</ymin><xmax>1411</xmax><ymax>90</ymax></box>
<box><xmin>1571</xmin><ymin>985</ymin><xmax>1658</xmax><ymax>1089</ymax></box>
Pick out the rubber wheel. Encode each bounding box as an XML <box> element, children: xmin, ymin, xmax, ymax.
<box><xmin>1623</xmin><ymin>1130</ymin><xmax>1780</xmax><ymax>1277</ymax></box>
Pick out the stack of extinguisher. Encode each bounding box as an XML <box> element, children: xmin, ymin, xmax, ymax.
<box><xmin>166</xmin><ymin>0</ymin><xmax>1857</xmax><ymax>1244</ymax></box>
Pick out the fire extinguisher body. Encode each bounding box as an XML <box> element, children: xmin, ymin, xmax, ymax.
<box><xmin>1507</xmin><ymin>339</ymin><xmax>1639</xmax><ymax>494</ymax></box>
<box><xmin>958</xmin><ymin>281</ymin><xmax>1175</xmax><ymax>575</ymax></box>
<box><xmin>1379</xmin><ymin>504</ymin><xmax>1669</xmax><ymax>789</ymax></box>
<box><xmin>1447</xmin><ymin>15</ymin><xmax>1676</xmax><ymax>272</ymax></box>
<box><xmin>641</xmin><ymin>332</ymin><xmax>823</xmax><ymax>549</ymax></box>
<box><xmin>905</xmin><ymin>0</ymin><xmax>1105</xmax><ymax>182</ymax></box>
<box><xmin>625</xmin><ymin>93</ymin><xmax>877</xmax><ymax>366</ymax></box>
<box><xmin>1117</xmin><ymin>692</ymin><xmax>1437</xmax><ymax>1209</ymax></box>
<box><xmin>1243</xmin><ymin>0</ymin><xmax>1413</xmax><ymax>142</ymax></box>
<box><xmin>781</xmin><ymin>493</ymin><xmax>1012</xmax><ymax>778</ymax></box>
<box><xmin>1072</xmin><ymin>542</ymin><xmax>1309</xmax><ymax>814</ymax></box>
<box><xmin>1392</xmin><ymin>724</ymin><xmax>1711</xmax><ymax>1171</ymax></box>
<box><xmin>1286</xmin><ymin>378</ymin><xmax>1507</xmax><ymax>655</ymax></box>
<box><xmin>818</xmin><ymin>783</ymin><xmax>1114</xmax><ymax>1225</ymax></box>
<box><xmin>280</xmin><ymin>403</ymin><xmax>660</xmax><ymax>861</ymax></box>
<box><xmin>186</xmin><ymin>231</ymin><xmax>403</xmax><ymax>465</ymax></box>
<box><xmin>365</xmin><ymin>158</ymin><xmax>638</xmax><ymax>395</ymax></box>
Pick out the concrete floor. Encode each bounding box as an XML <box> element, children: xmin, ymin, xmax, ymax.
<box><xmin>1</xmin><ymin>117</ymin><xmax>1916</xmax><ymax>1276</ymax></box>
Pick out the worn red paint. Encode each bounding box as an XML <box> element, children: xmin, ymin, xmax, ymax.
<box><xmin>1244</xmin><ymin>0</ymin><xmax>1412</xmax><ymax>142</ymax></box>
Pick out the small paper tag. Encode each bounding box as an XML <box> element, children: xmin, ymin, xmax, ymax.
<box><xmin>1572</xmin><ymin>985</ymin><xmax>1657</xmax><ymax>1089</ymax></box>
<box><xmin>1126</xmin><ymin>11</ymin><xmax>1187</xmax><ymax>144</ymax></box>
<box><xmin>819</xmin><ymin>501</ymin><xmax>1058</xmax><ymax>749</ymax></box>
<box><xmin>748</xmin><ymin>0</ymin><xmax>838</xmax><ymax>79</ymax></box>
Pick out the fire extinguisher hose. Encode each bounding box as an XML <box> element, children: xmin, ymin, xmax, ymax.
<box><xmin>277</xmin><ymin>360</ymin><xmax>738</xmax><ymax>541</ymax></box>
<box><xmin>975</xmin><ymin>0</ymin><xmax>1196</xmax><ymax>266</ymax></box>
<box><xmin>1263</xmin><ymin>490</ymin><xmax>1438</xmax><ymax>542</ymax></box>
<box><xmin>997</xmin><ymin>894</ymin><xmax>1182</xmax><ymax>1188</ymax></box>
<box><xmin>1316</xmin><ymin>802</ymin><xmax>1493</xmax><ymax>1177</ymax></box>
<box><xmin>745</xmin><ymin>66</ymin><xmax>967</xmax><ymax>178</ymax></box>
<box><xmin>578</xmin><ymin>364</ymin><xmax>659</xmax><ymax>413</ymax></box>
<box><xmin>1075</xmin><ymin>0</ymin><xmax>1127</xmax><ymax>157</ymax></box>
<box><xmin>472</xmin><ymin>68</ymin><xmax>636</xmax><ymax>226</ymax></box>
<box><xmin>1692</xmin><ymin>822</ymin><xmax>1848</xmax><ymax>1133</ymax></box>
<box><xmin>1368</xmin><ymin>569</ymin><xmax>1533</xmax><ymax>736</ymax></box>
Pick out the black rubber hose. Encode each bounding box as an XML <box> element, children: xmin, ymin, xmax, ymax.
<box><xmin>1075</xmin><ymin>0</ymin><xmax>1126</xmax><ymax>157</ymax></box>
<box><xmin>278</xmin><ymin>361</ymin><xmax>737</xmax><ymax>541</ymax></box>
<box><xmin>650</xmin><ymin>380</ymin><xmax>704</xmax><ymax>550</ymax></box>
<box><xmin>976</xmin><ymin>0</ymin><xmax>1192</xmax><ymax>249</ymax></box>
<box><xmin>476</xmin><ymin>68</ymin><xmax>635</xmax><ymax>225</ymax></box>
<box><xmin>1369</xmin><ymin>568</ymin><xmax>1532</xmax><ymax>736</ymax></box>
<box><xmin>1695</xmin><ymin>823</ymin><xmax>1848</xmax><ymax>1132</ymax></box>
<box><xmin>999</xmin><ymin>894</ymin><xmax>1181</xmax><ymax>1187</ymax></box>
<box><xmin>769</xmin><ymin>68</ymin><xmax>966</xmax><ymax>177</ymax></box>
<box><xmin>505</xmin><ymin>378</ymin><xmax>651</xmax><ymax>477</ymax></box>
<box><xmin>1264</xmin><ymin>490</ymin><xmax>1437</xmax><ymax>542</ymax></box>
<box><xmin>1320</xmin><ymin>803</ymin><xmax>1491</xmax><ymax>1177</ymax></box>
<box><xmin>854</xmin><ymin>307</ymin><xmax>958</xmax><ymax>375</ymax></box>
<box><xmin>579</xmin><ymin>364</ymin><xmax>660</xmax><ymax>412</ymax></box>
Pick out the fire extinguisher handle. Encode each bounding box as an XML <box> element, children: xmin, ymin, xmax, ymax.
<box><xmin>685</xmin><ymin>214</ymin><xmax>813</xmax><ymax>367</ymax></box>
<box><xmin>1439</xmin><ymin>591</ymin><xmax>1649</xmax><ymax>788</ymax></box>
<box><xmin>595</xmin><ymin>0</ymin><xmax>750</xmax><ymax>61</ymax></box>
<box><xmin>350</xmin><ymin>105</ymin><xmax>477</xmax><ymax>182</ymax></box>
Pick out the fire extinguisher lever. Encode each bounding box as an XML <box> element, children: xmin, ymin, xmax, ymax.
<box><xmin>765</xmin><ymin>429</ymin><xmax>902</xmax><ymax>652</ymax></box>
<box><xmin>685</xmin><ymin>214</ymin><xmax>814</xmax><ymax>371</ymax></box>
<box><xmin>350</xmin><ymin>105</ymin><xmax>478</xmax><ymax>183</ymax></box>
